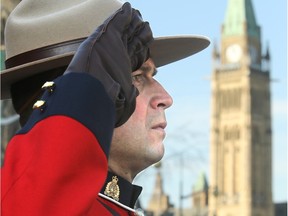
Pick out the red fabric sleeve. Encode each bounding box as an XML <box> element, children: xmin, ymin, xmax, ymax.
<box><xmin>2</xmin><ymin>116</ymin><xmax>111</xmax><ymax>215</ymax></box>
<box><xmin>1</xmin><ymin>73</ymin><xmax>116</xmax><ymax>215</ymax></box>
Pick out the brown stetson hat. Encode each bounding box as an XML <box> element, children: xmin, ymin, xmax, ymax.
<box><xmin>1</xmin><ymin>0</ymin><xmax>210</xmax><ymax>99</ymax></box>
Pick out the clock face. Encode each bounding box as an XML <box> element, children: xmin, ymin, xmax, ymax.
<box><xmin>226</xmin><ymin>44</ymin><xmax>242</xmax><ymax>63</ymax></box>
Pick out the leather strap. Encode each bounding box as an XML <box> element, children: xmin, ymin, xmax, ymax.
<box><xmin>5</xmin><ymin>38</ymin><xmax>86</xmax><ymax>69</ymax></box>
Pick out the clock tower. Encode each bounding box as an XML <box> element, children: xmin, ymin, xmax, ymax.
<box><xmin>209</xmin><ymin>0</ymin><xmax>273</xmax><ymax>216</ymax></box>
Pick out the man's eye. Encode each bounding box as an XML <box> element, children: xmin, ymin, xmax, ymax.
<box><xmin>132</xmin><ymin>74</ymin><xmax>144</xmax><ymax>84</ymax></box>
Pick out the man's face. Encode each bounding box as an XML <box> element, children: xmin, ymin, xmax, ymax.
<box><xmin>109</xmin><ymin>58</ymin><xmax>173</xmax><ymax>179</ymax></box>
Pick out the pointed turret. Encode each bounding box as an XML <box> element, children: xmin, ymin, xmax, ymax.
<box><xmin>212</xmin><ymin>41</ymin><xmax>220</xmax><ymax>60</ymax></box>
<box><xmin>193</xmin><ymin>172</ymin><xmax>209</xmax><ymax>194</ymax></box>
<box><xmin>262</xmin><ymin>42</ymin><xmax>271</xmax><ymax>72</ymax></box>
<box><xmin>191</xmin><ymin>173</ymin><xmax>209</xmax><ymax>216</ymax></box>
<box><xmin>264</xmin><ymin>43</ymin><xmax>271</xmax><ymax>60</ymax></box>
<box><xmin>147</xmin><ymin>167</ymin><xmax>174</xmax><ymax>216</ymax></box>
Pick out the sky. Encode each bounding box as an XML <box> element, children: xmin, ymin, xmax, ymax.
<box><xmin>128</xmin><ymin>0</ymin><xmax>287</xmax><ymax>209</ymax></box>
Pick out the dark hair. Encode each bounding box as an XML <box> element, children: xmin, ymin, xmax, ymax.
<box><xmin>10</xmin><ymin>67</ymin><xmax>66</xmax><ymax>126</ymax></box>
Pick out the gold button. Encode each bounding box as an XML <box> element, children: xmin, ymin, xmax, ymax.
<box><xmin>42</xmin><ymin>81</ymin><xmax>55</xmax><ymax>92</ymax></box>
<box><xmin>33</xmin><ymin>100</ymin><xmax>46</xmax><ymax>111</ymax></box>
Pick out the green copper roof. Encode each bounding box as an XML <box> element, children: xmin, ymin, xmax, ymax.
<box><xmin>193</xmin><ymin>172</ymin><xmax>208</xmax><ymax>193</ymax></box>
<box><xmin>223</xmin><ymin>0</ymin><xmax>260</xmax><ymax>38</ymax></box>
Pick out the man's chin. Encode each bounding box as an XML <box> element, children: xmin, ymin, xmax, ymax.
<box><xmin>151</xmin><ymin>146</ymin><xmax>165</xmax><ymax>164</ymax></box>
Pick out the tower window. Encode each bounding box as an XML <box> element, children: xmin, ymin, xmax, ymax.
<box><xmin>223</xmin><ymin>125</ymin><xmax>241</xmax><ymax>141</ymax></box>
<box><xmin>219</xmin><ymin>88</ymin><xmax>242</xmax><ymax>110</ymax></box>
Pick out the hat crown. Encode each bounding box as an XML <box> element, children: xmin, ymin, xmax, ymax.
<box><xmin>5</xmin><ymin>0</ymin><xmax>123</xmax><ymax>59</ymax></box>
<box><xmin>1</xmin><ymin>0</ymin><xmax>210</xmax><ymax>100</ymax></box>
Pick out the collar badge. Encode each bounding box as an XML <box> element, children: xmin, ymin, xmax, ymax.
<box><xmin>104</xmin><ymin>176</ymin><xmax>120</xmax><ymax>201</ymax></box>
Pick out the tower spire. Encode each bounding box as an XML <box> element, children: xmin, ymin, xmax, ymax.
<box><xmin>147</xmin><ymin>166</ymin><xmax>173</xmax><ymax>216</ymax></box>
<box><xmin>222</xmin><ymin>0</ymin><xmax>260</xmax><ymax>38</ymax></box>
<box><xmin>210</xmin><ymin>1</ymin><xmax>274</xmax><ymax>215</ymax></box>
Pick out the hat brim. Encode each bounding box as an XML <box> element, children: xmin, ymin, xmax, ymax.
<box><xmin>1</xmin><ymin>35</ymin><xmax>210</xmax><ymax>99</ymax></box>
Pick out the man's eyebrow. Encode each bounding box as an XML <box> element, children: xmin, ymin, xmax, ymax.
<box><xmin>139</xmin><ymin>65</ymin><xmax>158</xmax><ymax>76</ymax></box>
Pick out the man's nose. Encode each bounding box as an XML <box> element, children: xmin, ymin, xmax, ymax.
<box><xmin>151</xmin><ymin>81</ymin><xmax>173</xmax><ymax>110</ymax></box>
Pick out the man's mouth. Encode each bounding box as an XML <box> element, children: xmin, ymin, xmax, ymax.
<box><xmin>151</xmin><ymin>122</ymin><xmax>167</xmax><ymax>131</ymax></box>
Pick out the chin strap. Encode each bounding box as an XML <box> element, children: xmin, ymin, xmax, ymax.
<box><xmin>98</xmin><ymin>193</ymin><xmax>145</xmax><ymax>216</ymax></box>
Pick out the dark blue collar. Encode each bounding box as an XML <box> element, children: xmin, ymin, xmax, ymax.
<box><xmin>100</xmin><ymin>172</ymin><xmax>142</xmax><ymax>208</ymax></box>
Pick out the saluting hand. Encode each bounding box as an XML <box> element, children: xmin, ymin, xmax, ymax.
<box><xmin>65</xmin><ymin>2</ymin><xmax>153</xmax><ymax>127</ymax></box>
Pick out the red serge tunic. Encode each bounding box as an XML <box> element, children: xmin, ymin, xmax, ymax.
<box><xmin>1</xmin><ymin>73</ymin><xmax>142</xmax><ymax>216</ymax></box>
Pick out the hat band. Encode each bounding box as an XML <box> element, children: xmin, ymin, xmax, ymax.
<box><xmin>5</xmin><ymin>38</ymin><xmax>86</xmax><ymax>69</ymax></box>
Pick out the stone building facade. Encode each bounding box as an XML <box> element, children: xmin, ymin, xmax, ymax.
<box><xmin>146</xmin><ymin>169</ymin><xmax>174</xmax><ymax>216</ymax></box>
<box><xmin>1</xmin><ymin>0</ymin><xmax>21</xmax><ymax>164</ymax></box>
<box><xmin>209</xmin><ymin>0</ymin><xmax>274</xmax><ymax>215</ymax></box>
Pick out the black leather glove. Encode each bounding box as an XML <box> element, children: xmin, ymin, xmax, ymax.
<box><xmin>64</xmin><ymin>2</ymin><xmax>153</xmax><ymax>127</ymax></box>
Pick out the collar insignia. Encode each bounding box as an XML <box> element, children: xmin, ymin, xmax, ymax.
<box><xmin>104</xmin><ymin>176</ymin><xmax>120</xmax><ymax>201</ymax></box>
